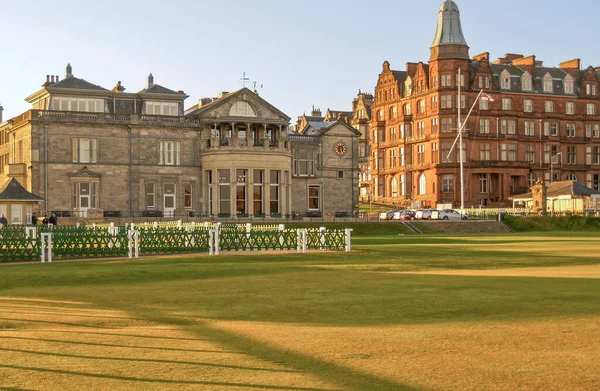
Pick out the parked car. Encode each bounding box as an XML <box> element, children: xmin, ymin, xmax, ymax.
<box><xmin>379</xmin><ymin>210</ymin><xmax>400</xmax><ymax>220</ymax></box>
<box><xmin>393</xmin><ymin>210</ymin><xmax>416</xmax><ymax>220</ymax></box>
<box><xmin>415</xmin><ymin>209</ymin><xmax>434</xmax><ymax>220</ymax></box>
<box><xmin>437</xmin><ymin>209</ymin><xmax>468</xmax><ymax>220</ymax></box>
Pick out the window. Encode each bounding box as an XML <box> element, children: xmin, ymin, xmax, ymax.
<box><xmin>377</xmin><ymin>110</ymin><xmax>384</xmax><ymax>121</ymax></box>
<box><xmin>564</xmin><ymin>76</ymin><xmax>574</xmax><ymax>94</ymax></box>
<box><xmin>441</xmin><ymin>95</ymin><xmax>452</xmax><ymax>109</ymax></box>
<box><xmin>72</xmin><ymin>181</ymin><xmax>99</xmax><ymax>210</ymax></box>
<box><xmin>389</xmin><ymin>127</ymin><xmax>397</xmax><ymax>141</ymax></box>
<box><xmin>587</xmin><ymin>104</ymin><xmax>596</xmax><ymax>115</ymax></box>
<box><xmin>431</xmin><ymin>76</ymin><xmax>438</xmax><ymax>87</ymax></box>
<box><xmin>500</xmin><ymin>70</ymin><xmax>511</xmax><ymax>90</ymax></box>
<box><xmin>567</xmin><ymin>174</ymin><xmax>578</xmax><ymax>182</ymax></box>
<box><xmin>417</xmin><ymin>122</ymin><xmax>425</xmax><ymax>137</ymax></box>
<box><xmin>442</xmin><ymin>143</ymin><xmax>452</xmax><ymax>163</ymax></box>
<box><xmin>594</xmin><ymin>147</ymin><xmax>600</xmax><ymax>165</ymax></box>
<box><xmin>72</xmin><ymin>138</ymin><xmax>97</xmax><ymax>163</ymax></box>
<box><xmin>431</xmin><ymin>142</ymin><xmax>439</xmax><ymax>164</ymax></box>
<box><xmin>308</xmin><ymin>185</ymin><xmax>320</xmax><ymax>210</ymax></box>
<box><xmin>522</xmin><ymin>72</ymin><xmax>532</xmax><ymax>91</ymax></box>
<box><xmin>544</xmin><ymin>145</ymin><xmax>551</xmax><ymax>164</ymax></box>
<box><xmin>417</xmin><ymin>145</ymin><xmax>425</xmax><ymax>164</ymax></box>
<box><xmin>236</xmin><ymin>169</ymin><xmax>247</xmax><ymax>214</ymax></box>
<box><xmin>479</xmin><ymin>143</ymin><xmax>491</xmax><ymax>161</ymax></box>
<box><xmin>159</xmin><ymin>141</ymin><xmax>181</xmax><ymax>165</ymax></box>
<box><xmin>566</xmin><ymin>123</ymin><xmax>576</xmax><ymax>138</ymax></box>
<box><xmin>588</xmin><ymin>124</ymin><xmax>600</xmax><ymax>138</ymax></box>
<box><xmin>218</xmin><ymin>169</ymin><xmax>231</xmax><ymax>214</ymax></box>
<box><xmin>479</xmin><ymin>119</ymin><xmax>490</xmax><ymax>134</ymax></box>
<box><xmin>566</xmin><ymin>102</ymin><xmax>575</xmax><ymax>115</ymax></box>
<box><xmin>145</xmin><ymin>182</ymin><xmax>156</xmax><ymax>210</ymax></box>
<box><xmin>442</xmin><ymin>175</ymin><xmax>453</xmax><ymax>193</ymax></box>
<box><xmin>457</xmin><ymin>94</ymin><xmax>466</xmax><ymax>109</ymax></box>
<box><xmin>479</xmin><ymin>174</ymin><xmax>488</xmax><ymax>193</ymax></box>
<box><xmin>545</xmin><ymin>101</ymin><xmax>554</xmax><ymax>113</ymax></box>
<box><xmin>528</xmin><ymin>173</ymin><xmax>537</xmax><ymax>188</ymax></box>
<box><xmin>403</xmin><ymin>104</ymin><xmax>411</xmax><ymax>115</ymax></box>
<box><xmin>508</xmin><ymin>144</ymin><xmax>517</xmax><ymax>161</ymax></box>
<box><xmin>502</xmin><ymin>98</ymin><xmax>512</xmax><ymax>111</ymax></box>
<box><xmin>523</xmin><ymin>99</ymin><xmax>533</xmax><ymax>113</ymax></box>
<box><xmin>480</xmin><ymin>97</ymin><xmax>489</xmax><ymax>110</ymax></box>
<box><xmin>431</xmin><ymin>118</ymin><xmax>438</xmax><ymax>133</ymax></box>
<box><xmin>390</xmin><ymin>106</ymin><xmax>398</xmax><ymax>119</ymax></box>
<box><xmin>270</xmin><ymin>171</ymin><xmax>280</xmax><ymax>213</ymax></box>
<box><xmin>253</xmin><ymin>170</ymin><xmax>264</xmax><ymax>214</ymax></box>
<box><xmin>184</xmin><ymin>183</ymin><xmax>193</xmax><ymax>209</ymax></box>
<box><xmin>567</xmin><ymin>146</ymin><xmax>576</xmax><ymax>164</ymax></box>
<box><xmin>417</xmin><ymin>100</ymin><xmax>425</xmax><ymax>113</ymax></box>
<box><xmin>400</xmin><ymin>174</ymin><xmax>405</xmax><ymax>196</ymax></box>
<box><xmin>418</xmin><ymin>174</ymin><xmax>426</xmax><ymax>195</ymax></box>
<box><xmin>293</xmin><ymin>149</ymin><xmax>316</xmax><ymax>177</ymax></box>
<box><xmin>479</xmin><ymin>76</ymin><xmax>490</xmax><ymax>89</ymax></box>
<box><xmin>146</xmin><ymin>101</ymin><xmax>178</xmax><ymax>116</ymax></box>
<box><xmin>544</xmin><ymin>122</ymin><xmax>558</xmax><ymax>136</ymax></box>
<box><xmin>399</xmin><ymin>147</ymin><xmax>405</xmax><ymax>166</ymax></box>
<box><xmin>431</xmin><ymin>96</ymin><xmax>438</xmax><ymax>109</ymax></box>
<box><xmin>441</xmin><ymin>118</ymin><xmax>453</xmax><ymax>133</ymax></box>
<box><xmin>543</xmin><ymin>73</ymin><xmax>553</xmax><ymax>93</ymax></box>
<box><xmin>441</xmin><ymin>74</ymin><xmax>452</xmax><ymax>87</ymax></box>
<box><xmin>389</xmin><ymin>149</ymin><xmax>397</xmax><ymax>168</ymax></box>
<box><xmin>50</xmin><ymin>97</ymin><xmax>105</xmax><ymax>112</ymax></box>
<box><xmin>391</xmin><ymin>177</ymin><xmax>398</xmax><ymax>197</ymax></box>
<box><xmin>524</xmin><ymin>121</ymin><xmax>535</xmax><ymax>136</ymax></box>
<box><xmin>525</xmin><ymin>144</ymin><xmax>535</xmax><ymax>163</ymax></box>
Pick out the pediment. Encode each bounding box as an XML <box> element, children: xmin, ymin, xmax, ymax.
<box><xmin>70</xmin><ymin>167</ymin><xmax>101</xmax><ymax>178</ymax></box>
<box><xmin>187</xmin><ymin>88</ymin><xmax>290</xmax><ymax>122</ymax></box>
<box><xmin>320</xmin><ymin>121</ymin><xmax>361</xmax><ymax>137</ymax></box>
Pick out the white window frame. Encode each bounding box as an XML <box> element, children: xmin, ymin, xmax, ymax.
<box><xmin>72</xmin><ymin>137</ymin><xmax>98</xmax><ymax>164</ymax></box>
<box><xmin>159</xmin><ymin>140</ymin><xmax>181</xmax><ymax>166</ymax></box>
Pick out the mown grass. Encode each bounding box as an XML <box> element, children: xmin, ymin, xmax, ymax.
<box><xmin>1</xmin><ymin>233</ymin><xmax>599</xmax><ymax>390</ymax></box>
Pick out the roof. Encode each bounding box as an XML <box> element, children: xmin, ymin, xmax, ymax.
<box><xmin>392</xmin><ymin>70</ymin><xmax>408</xmax><ymax>83</ymax></box>
<box><xmin>138</xmin><ymin>84</ymin><xmax>182</xmax><ymax>95</ymax></box>
<box><xmin>0</xmin><ymin>178</ymin><xmax>44</xmax><ymax>202</ymax></box>
<box><xmin>431</xmin><ymin>0</ymin><xmax>468</xmax><ymax>47</ymax></box>
<box><xmin>300</xmin><ymin>119</ymin><xmax>361</xmax><ymax>137</ymax></box>
<box><xmin>510</xmin><ymin>181</ymin><xmax>600</xmax><ymax>201</ymax></box>
<box><xmin>50</xmin><ymin>76</ymin><xmax>108</xmax><ymax>91</ymax></box>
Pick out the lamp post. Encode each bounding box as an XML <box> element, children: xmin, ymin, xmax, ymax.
<box><xmin>550</xmin><ymin>152</ymin><xmax>562</xmax><ymax>183</ymax></box>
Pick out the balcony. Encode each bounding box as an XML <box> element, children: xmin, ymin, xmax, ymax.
<box><xmin>204</xmin><ymin>136</ymin><xmax>287</xmax><ymax>153</ymax></box>
<box><xmin>405</xmin><ymin>134</ymin><xmax>429</xmax><ymax>143</ymax></box>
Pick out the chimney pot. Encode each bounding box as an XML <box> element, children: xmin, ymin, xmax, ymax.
<box><xmin>46</xmin><ymin>75</ymin><xmax>50</xmax><ymax>82</ymax></box>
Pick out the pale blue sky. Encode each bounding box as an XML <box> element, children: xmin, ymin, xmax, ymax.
<box><xmin>1</xmin><ymin>0</ymin><xmax>599</xmax><ymax>121</ymax></box>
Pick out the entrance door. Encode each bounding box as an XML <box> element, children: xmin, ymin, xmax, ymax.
<box><xmin>79</xmin><ymin>183</ymin><xmax>90</xmax><ymax>218</ymax></box>
<box><xmin>164</xmin><ymin>184</ymin><xmax>176</xmax><ymax>217</ymax></box>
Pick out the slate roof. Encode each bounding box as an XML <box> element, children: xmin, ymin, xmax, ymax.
<box><xmin>0</xmin><ymin>178</ymin><xmax>43</xmax><ymax>202</ymax></box>
<box><xmin>392</xmin><ymin>70</ymin><xmax>408</xmax><ymax>83</ymax></box>
<box><xmin>50</xmin><ymin>76</ymin><xmax>108</xmax><ymax>91</ymax></box>
<box><xmin>510</xmin><ymin>181</ymin><xmax>600</xmax><ymax>201</ymax></box>
<box><xmin>138</xmin><ymin>84</ymin><xmax>182</xmax><ymax>95</ymax></box>
<box><xmin>488</xmin><ymin>63</ymin><xmax>576</xmax><ymax>95</ymax></box>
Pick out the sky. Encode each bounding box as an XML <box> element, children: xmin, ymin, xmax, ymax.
<box><xmin>1</xmin><ymin>0</ymin><xmax>600</xmax><ymax>122</ymax></box>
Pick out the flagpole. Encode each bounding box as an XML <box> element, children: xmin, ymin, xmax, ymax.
<box><xmin>458</xmin><ymin>68</ymin><xmax>464</xmax><ymax>211</ymax></box>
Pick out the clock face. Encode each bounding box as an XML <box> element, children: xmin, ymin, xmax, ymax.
<box><xmin>335</xmin><ymin>142</ymin><xmax>347</xmax><ymax>156</ymax></box>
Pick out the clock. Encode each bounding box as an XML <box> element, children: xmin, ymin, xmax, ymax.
<box><xmin>335</xmin><ymin>142</ymin><xmax>347</xmax><ymax>156</ymax></box>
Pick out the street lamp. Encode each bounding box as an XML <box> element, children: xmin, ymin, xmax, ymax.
<box><xmin>550</xmin><ymin>152</ymin><xmax>562</xmax><ymax>183</ymax></box>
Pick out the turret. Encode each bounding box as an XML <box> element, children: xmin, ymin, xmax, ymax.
<box><xmin>430</xmin><ymin>0</ymin><xmax>470</xmax><ymax>61</ymax></box>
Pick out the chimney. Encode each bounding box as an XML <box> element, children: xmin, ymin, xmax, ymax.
<box><xmin>66</xmin><ymin>63</ymin><xmax>72</xmax><ymax>78</ymax></box>
<box><xmin>112</xmin><ymin>81</ymin><xmax>126</xmax><ymax>92</ymax></box>
<box><xmin>43</xmin><ymin>75</ymin><xmax>52</xmax><ymax>87</ymax></box>
<box><xmin>0</xmin><ymin>103</ymin><xmax>3</xmax><ymax>123</ymax></box>
<box><xmin>560</xmin><ymin>59</ymin><xmax>581</xmax><ymax>76</ymax></box>
<box><xmin>147</xmin><ymin>73</ymin><xmax>154</xmax><ymax>88</ymax></box>
<box><xmin>473</xmin><ymin>52</ymin><xmax>490</xmax><ymax>62</ymax></box>
<box><xmin>311</xmin><ymin>106</ymin><xmax>322</xmax><ymax>117</ymax></box>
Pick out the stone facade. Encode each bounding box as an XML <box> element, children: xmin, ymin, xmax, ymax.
<box><xmin>369</xmin><ymin>0</ymin><xmax>600</xmax><ymax>209</ymax></box>
<box><xmin>0</xmin><ymin>66</ymin><xmax>358</xmax><ymax>219</ymax></box>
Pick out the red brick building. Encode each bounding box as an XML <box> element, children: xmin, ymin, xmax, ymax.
<box><xmin>370</xmin><ymin>0</ymin><xmax>600</xmax><ymax>208</ymax></box>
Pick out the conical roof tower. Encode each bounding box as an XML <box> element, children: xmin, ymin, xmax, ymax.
<box><xmin>430</xmin><ymin>0</ymin><xmax>470</xmax><ymax>61</ymax></box>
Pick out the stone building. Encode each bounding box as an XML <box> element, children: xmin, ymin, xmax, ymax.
<box><xmin>370</xmin><ymin>0</ymin><xmax>600</xmax><ymax>208</ymax></box>
<box><xmin>349</xmin><ymin>91</ymin><xmax>374</xmax><ymax>201</ymax></box>
<box><xmin>290</xmin><ymin>118</ymin><xmax>360</xmax><ymax>216</ymax></box>
<box><xmin>0</xmin><ymin>65</ymin><xmax>359</xmax><ymax>219</ymax></box>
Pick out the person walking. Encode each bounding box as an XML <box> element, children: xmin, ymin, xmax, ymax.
<box><xmin>31</xmin><ymin>212</ymin><xmax>38</xmax><ymax>225</ymax></box>
<box><xmin>0</xmin><ymin>214</ymin><xmax>7</xmax><ymax>226</ymax></box>
<box><xmin>42</xmin><ymin>215</ymin><xmax>49</xmax><ymax>225</ymax></box>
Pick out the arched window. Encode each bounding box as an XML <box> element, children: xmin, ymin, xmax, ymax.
<box><xmin>391</xmin><ymin>177</ymin><xmax>398</xmax><ymax>197</ymax></box>
<box><xmin>522</xmin><ymin>71</ymin><xmax>532</xmax><ymax>91</ymax></box>
<box><xmin>543</xmin><ymin>73</ymin><xmax>553</xmax><ymax>93</ymax></box>
<box><xmin>564</xmin><ymin>74</ymin><xmax>574</xmax><ymax>94</ymax></box>
<box><xmin>418</xmin><ymin>174</ymin><xmax>427</xmax><ymax>195</ymax></box>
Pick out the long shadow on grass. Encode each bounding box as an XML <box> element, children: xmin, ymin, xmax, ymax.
<box><xmin>0</xmin><ymin>347</ymin><xmax>298</xmax><ymax>373</ymax></box>
<box><xmin>138</xmin><ymin>312</ymin><xmax>419</xmax><ymax>391</ymax></box>
<box><xmin>0</xmin><ymin>364</ymin><xmax>330</xmax><ymax>391</ymax></box>
<box><xmin>0</xmin><ymin>335</ymin><xmax>234</xmax><ymax>354</ymax></box>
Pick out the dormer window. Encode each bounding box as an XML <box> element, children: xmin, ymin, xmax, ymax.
<box><xmin>522</xmin><ymin>72</ymin><xmax>532</xmax><ymax>91</ymax></box>
<box><xmin>500</xmin><ymin>70</ymin><xmax>511</xmax><ymax>90</ymax></box>
<box><xmin>405</xmin><ymin>79</ymin><xmax>413</xmax><ymax>96</ymax></box>
<box><xmin>50</xmin><ymin>97</ymin><xmax>105</xmax><ymax>113</ymax></box>
<box><xmin>564</xmin><ymin>75</ymin><xmax>574</xmax><ymax>94</ymax></box>
<box><xmin>543</xmin><ymin>73</ymin><xmax>553</xmax><ymax>93</ymax></box>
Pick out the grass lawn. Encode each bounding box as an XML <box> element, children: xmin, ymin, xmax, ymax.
<box><xmin>0</xmin><ymin>233</ymin><xmax>599</xmax><ymax>390</ymax></box>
